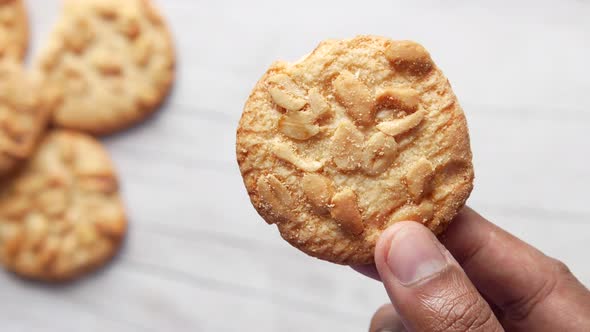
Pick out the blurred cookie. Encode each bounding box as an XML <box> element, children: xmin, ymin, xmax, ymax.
<box><xmin>35</xmin><ymin>0</ymin><xmax>175</xmax><ymax>135</ymax></box>
<box><xmin>236</xmin><ymin>36</ymin><xmax>474</xmax><ymax>265</ymax></box>
<box><xmin>0</xmin><ymin>61</ymin><xmax>57</xmax><ymax>176</ymax></box>
<box><xmin>0</xmin><ymin>0</ymin><xmax>28</xmax><ymax>60</ymax></box>
<box><xmin>0</xmin><ymin>130</ymin><xmax>127</xmax><ymax>281</ymax></box>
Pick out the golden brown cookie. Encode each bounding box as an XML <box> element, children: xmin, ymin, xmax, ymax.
<box><xmin>0</xmin><ymin>0</ymin><xmax>28</xmax><ymax>60</ymax></box>
<box><xmin>0</xmin><ymin>130</ymin><xmax>127</xmax><ymax>281</ymax></box>
<box><xmin>236</xmin><ymin>36</ymin><xmax>474</xmax><ymax>265</ymax></box>
<box><xmin>0</xmin><ymin>61</ymin><xmax>57</xmax><ymax>177</ymax></box>
<box><xmin>35</xmin><ymin>0</ymin><xmax>175</xmax><ymax>135</ymax></box>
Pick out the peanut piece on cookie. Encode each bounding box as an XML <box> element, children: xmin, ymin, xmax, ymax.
<box><xmin>385</xmin><ymin>40</ymin><xmax>434</xmax><ymax>76</ymax></box>
<box><xmin>302</xmin><ymin>173</ymin><xmax>334</xmax><ymax>214</ymax></box>
<box><xmin>333</xmin><ymin>71</ymin><xmax>375</xmax><ymax>126</ymax></box>
<box><xmin>331</xmin><ymin>189</ymin><xmax>365</xmax><ymax>236</ymax></box>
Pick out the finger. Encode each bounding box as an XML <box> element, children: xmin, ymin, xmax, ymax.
<box><xmin>375</xmin><ymin>221</ymin><xmax>503</xmax><ymax>332</ymax></box>
<box><xmin>369</xmin><ymin>304</ymin><xmax>406</xmax><ymax>332</ymax></box>
<box><xmin>441</xmin><ymin>207</ymin><xmax>590</xmax><ymax>331</ymax></box>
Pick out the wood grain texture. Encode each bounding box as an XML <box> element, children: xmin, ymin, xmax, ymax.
<box><xmin>2</xmin><ymin>0</ymin><xmax>588</xmax><ymax>330</ymax></box>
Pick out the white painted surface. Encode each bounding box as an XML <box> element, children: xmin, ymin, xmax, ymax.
<box><xmin>2</xmin><ymin>0</ymin><xmax>589</xmax><ymax>330</ymax></box>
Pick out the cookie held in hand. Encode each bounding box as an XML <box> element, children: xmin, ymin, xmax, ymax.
<box><xmin>236</xmin><ymin>36</ymin><xmax>474</xmax><ymax>265</ymax></box>
<box><xmin>0</xmin><ymin>130</ymin><xmax>127</xmax><ymax>281</ymax></box>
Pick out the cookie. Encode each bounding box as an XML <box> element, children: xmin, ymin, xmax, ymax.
<box><xmin>35</xmin><ymin>0</ymin><xmax>175</xmax><ymax>135</ymax></box>
<box><xmin>0</xmin><ymin>61</ymin><xmax>57</xmax><ymax>177</ymax></box>
<box><xmin>0</xmin><ymin>130</ymin><xmax>127</xmax><ymax>281</ymax></box>
<box><xmin>236</xmin><ymin>36</ymin><xmax>474</xmax><ymax>265</ymax></box>
<box><xmin>0</xmin><ymin>0</ymin><xmax>28</xmax><ymax>60</ymax></box>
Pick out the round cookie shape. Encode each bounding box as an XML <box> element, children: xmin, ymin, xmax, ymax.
<box><xmin>236</xmin><ymin>36</ymin><xmax>474</xmax><ymax>265</ymax></box>
<box><xmin>0</xmin><ymin>0</ymin><xmax>28</xmax><ymax>60</ymax></box>
<box><xmin>35</xmin><ymin>0</ymin><xmax>175</xmax><ymax>135</ymax></box>
<box><xmin>0</xmin><ymin>130</ymin><xmax>127</xmax><ymax>281</ymax></box>
<box><xmin>0</xmin><ymin>61</ymin><xmax>57</xmax><ymax>176</ymax></box>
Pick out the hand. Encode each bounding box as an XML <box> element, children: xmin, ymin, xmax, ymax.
<box><xmin>354</xmin><ymin>207</ymin><xmax>590</xmax><ymax>332</ymax></box>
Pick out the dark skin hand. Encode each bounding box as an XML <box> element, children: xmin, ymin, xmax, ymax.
<box><xmin>353</xmin><ymin>207</ymin><xmax>590</xmax><ymax>332</ymax></box>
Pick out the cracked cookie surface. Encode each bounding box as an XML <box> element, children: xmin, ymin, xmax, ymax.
<box><xmin>0</xmin><ymin>0</ymin><xmax>28</xmax><ymax>60</ymax></box>
<box><xmin>0</xmin><ymin>130</ymin><xmax>127</xmax><ymax>281</ymax></box>
<box><xmin>35</xmin><ymin>0</ymin><xmax>175</xmax><ymax>135</ymax></box>
<box><xmin>237</xmin><ymin>36</ymin><xmax>474</xmax><ymax>264</ymax></box>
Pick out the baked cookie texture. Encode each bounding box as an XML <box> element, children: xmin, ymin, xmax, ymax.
<box><xmin>0</xmin><ymin>61</ymin><xmax>57</xmax><ymax>177</ymax></box>
<box><xmin>237</xmin><ymin>36</ymin><xmax>474</xmax><ymax>265</ymax></box>
<box><xmin>35</xmin><ymin>0</ymin><xmax>175</xmax><ymax>135</ymax></box>
<box><xmin>0</xmin><ymin>130</ymin><xmax>127</xmax><ymax>281</ymax></box>
<box><xmin>0</xmin><ymin>0</ymin><xmax>28</xmax><ymax>60</ymax></box>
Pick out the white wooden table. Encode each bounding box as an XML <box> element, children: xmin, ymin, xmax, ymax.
<box><xmin>1</xmin><ymin>0</ymin><xmax>589</xmax><ymax>331</ymax></box>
